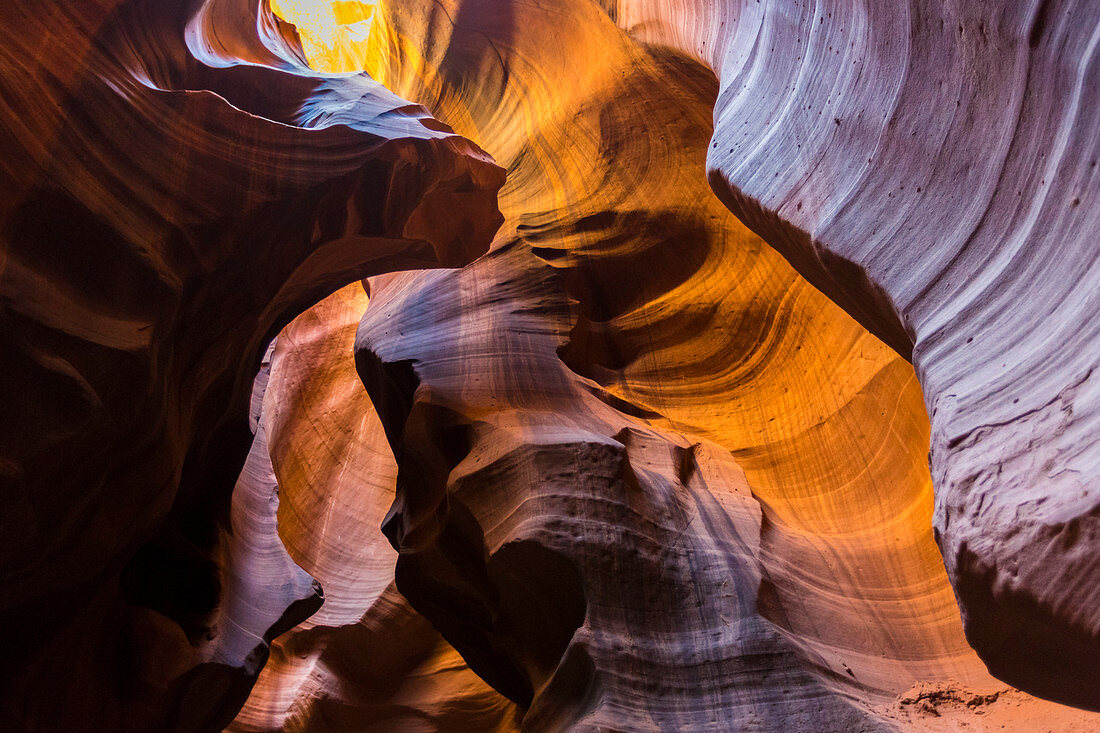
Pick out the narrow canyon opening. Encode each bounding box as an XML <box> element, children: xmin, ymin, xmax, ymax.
<box><xmin>227</xmin><ymin>1</ymin><xmax>1100</xmax><ymax>731</ymax></box>
<box><xmin>2</xmin><ymin>1</ymin><xmax>1098</xmax><ymax>731</ymax></box>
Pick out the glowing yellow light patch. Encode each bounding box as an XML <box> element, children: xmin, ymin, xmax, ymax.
<box><xmin>269</xmin><ymin>0</ymin><xmax>379</xmax><ymax>73</ymax></box>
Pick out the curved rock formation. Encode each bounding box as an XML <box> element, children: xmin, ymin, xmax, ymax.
<box><xmin>0</xmin><ymin>0</ymin><xmax>502</xmax><ymax>729</ymax></box>
<box><xmin>3</xmin><ymin>0</ymin><xmax>1099</xmax><ymax>730</ymax></box>
<box><xmin>614</xmin><ymin>0</ymin><xmax>1100</xmax><ymax>709</ymax></box>
<box><xmin>241</xmin><ymin>0</ymin><xmax>1098</xmax><ymax>729</ymax></box>
<box><xmin>231</xmin><ymin>284</ymin><xmax>520</xmax><ymax>732</ymax></box>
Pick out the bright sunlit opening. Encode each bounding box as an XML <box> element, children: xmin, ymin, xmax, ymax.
<box><xmin>269</xmin><ymin>0</ymin><xmax>379</xmax><ymax>73</ymax></box>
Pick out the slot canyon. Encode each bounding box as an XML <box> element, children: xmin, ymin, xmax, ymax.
<box><xmin>1</xmin><ymin>0</ymin><xmax>1098</xmax><ymax>730</ymax></box>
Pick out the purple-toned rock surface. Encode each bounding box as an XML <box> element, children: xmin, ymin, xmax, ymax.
<box><xmin>3</xmin><ymin>0</ymin><xmax>1099</xmax><ymax>730</ymax></box>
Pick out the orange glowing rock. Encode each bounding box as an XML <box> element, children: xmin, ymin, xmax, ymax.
<box><xmin>3</xmin><ymin>0</ymin><xmax>1100</xmax><ymax>730</ymax></box>
<box><xmin>0</xmin><ymin>0</ymin><xmax>503</xmax><ymax>728</ymax></box>
<box><xmin>237</xmin><ymin>0</ymin><xmax>1100</xmax><ymax>730</ymax></box>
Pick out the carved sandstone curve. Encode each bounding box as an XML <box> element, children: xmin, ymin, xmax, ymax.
<box><xmin>254</xmin><ymin>0</ymin><xmax>1100</xmax><ymax>728</ymax></box>
<box><xmin>607</xmin><ymin>0</ymin><xmax>1100</xmax><ymax>708</ymax></box>
<box><xmin>218</xmin><ymin>0</ymin><xmax>1089</xmax><ymax>729</ymax></box>
<box><xmin>0</xmin><ymin>0</ymin><xmax>504</xmax><ymax>729</ymax></box>
<box><xmin>230</xmin><ymin>284</ymin><xmax>521</xmax><ymax>732</ymax></box>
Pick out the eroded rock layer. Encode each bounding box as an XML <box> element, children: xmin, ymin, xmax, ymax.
<box><xmin>612</xmin><ymin>0</ymin><xmax>1100</xmax><ymax>709</ymax></box>
<box><xmin>3</xmin><ymin>0</ymin><xmax>1099</xmax><ymax>730</ymax></box>
<box><xmin>231</xmin><ymin>284</ymin><xmax>520</xmax><ymax>732</ymax></box>
<box><xmin>239</xmin><ymin>0</ymin><xmax>1099</xmax><ymax>730</ymax></box>
<box><xmin>0</xmin><ymin>0</ymin><xmax>502</xmax><ymax>729</ymax></box>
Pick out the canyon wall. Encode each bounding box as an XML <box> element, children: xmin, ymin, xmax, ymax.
<box><xmin>613</xmin><ymin>0</ymin><xmax>1100</xmax><ymax>708</ymax></box>
<box><xmin>1</xmin><ymin>0</ymin><xmax>1098</xmax><ymax>731</ymax></box>
<box><xmin>0</xmin><ymin>0</ymin><xmax>502</xmax><ymax>729</ymax></box>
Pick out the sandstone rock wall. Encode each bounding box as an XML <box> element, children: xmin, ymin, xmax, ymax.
<box><xmin>2</xmin><ymin>0</ymin><xmax>1099</xmax><ymax>730</ymax></box>
<box><xmin>0</xmin><ymin>1</ymin><xmax>502</xmax><ymax>728</ymax></box>
<box><xmin>611</xmin><ymin>0</ymin><xmax>1100</xmax><ymax>708</ymax></box>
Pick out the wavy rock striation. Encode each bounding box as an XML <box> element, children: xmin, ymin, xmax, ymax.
<box><xmin>231</xmin><ymin>284</ymin><xmax>520</xmax><ymax>731</ymax></box>
<box><xmin>3</xmin><ymin>0</ymin><xmax>1099</xmax><ymax>730</ymax></box>
<box><xmin>0</xmin><ymin>0</ymin><xmax>502</xmax><ymax>729</ymax></box>
<box><xmin>608</xmin><ymin>0</ymin><xmax>1100</xmax><ymax>709</ymax></box>
<box><xmin>246</xmin><ymin>0</ymin><xmax>1098</xmax><ymax>729</ymax></box>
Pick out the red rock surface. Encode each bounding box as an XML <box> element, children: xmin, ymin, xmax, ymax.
<box><xmin>622</xmin><ymin>0</ymin><xmax>1100</xmax><ymax>709</ymax></box>
<box><xmin>2</xmin><ymin>0</ymin><xmax>1099</xmax><ymax>731</ymax></box>
<box><xmin>0</xmin><ymin>0</ymin><xmax>502</xmax><ymax>729</ymax></box>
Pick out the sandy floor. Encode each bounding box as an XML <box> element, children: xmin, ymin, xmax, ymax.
<box><xmin>873</xmin><ymin>681</ymin><xmax>1100</xmax><ymax>732</ymax></box>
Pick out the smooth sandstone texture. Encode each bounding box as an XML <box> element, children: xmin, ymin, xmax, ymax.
<box><xmin>3</xmin><ymin>0</ymin><xmax>1099</xmax><ymax>730</ymax></box>
<box><xmin>609</xmin><ymin>0</ymin><xmax>1100</xmax><ymax>708</ymax></box>
<box><xmin>0</xmin><ymin>0</ymin><xmax>503</xmax><ymax>729</ymax></box>
<box><xmin>243</xmin><ymin>0</ymin><xmax>1098</xmax><ymax>730</ymax></box>
<box><xmin>231</xmin><ymin>284</ymin><xmax>520</xmax><ymax>732</ymax></box>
